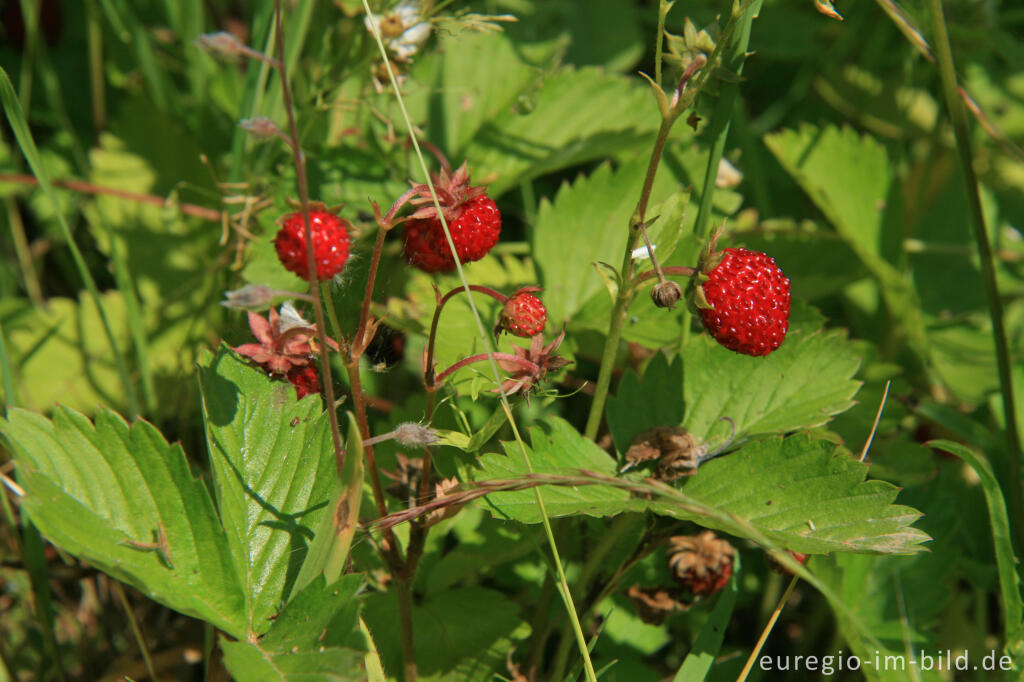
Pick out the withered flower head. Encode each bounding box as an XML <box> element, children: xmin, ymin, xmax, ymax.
<box><xmin>382</xmin><ymin>452</ymin><xmax>424</xmax><ymax>501</ymax></box>
<box><xmin>626</xmin><ymin>426</ymin><xmax>708</xmax><ymax>480</ymax></box>
<box><xmin>426</xmin><ymin>477</ymin><xmax>465</xmax><ymax>527</ymax></box>
<box><xmin>667</xmin><ymin>531</ymin><xmax>735</xmax><ymax>596</ymax></box>
<box><xmin>497</xmin><ymin>329</ymin><xmax>571</xmax><ymax>397</ymax></box>
<box><xmin>232</xmin><ymin>304</ymin><xmax>338</xmax><ymax>375</ymax></box>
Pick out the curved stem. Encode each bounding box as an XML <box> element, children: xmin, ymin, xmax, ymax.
<box><xmin>433</xmin><ymin>352</ymin><xmax>538</xmax><ymax>387</ymax></box>
<box><xmin>424</xmin><ymin>285</ymin><xmax>509</xmax><ymax>386</ymax></box>
<box><xmin>634</xmin><ymin>265</ymin><xmax>696</xmax><ymax>285</ymax></box>
<box><xmin>354</xmin><ymin>226</ymin><xmax>389</xmax><ymax>356</ymax></box>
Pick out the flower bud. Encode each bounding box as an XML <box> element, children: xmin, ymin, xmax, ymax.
<box><xmin>221</xmin><ymin>284</ymin><xmax>274</xmax><ymax>310</ymax></box>
<box><xmin>651</xmin><ymin>280</ymin><xmax>683</xmax><ymax>309</ymax></box>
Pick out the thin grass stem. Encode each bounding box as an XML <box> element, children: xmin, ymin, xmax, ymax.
<box><xmin>926</xmin><ymin>0</ymin><xmax>1024</xmax><ymax>550</ymax></box>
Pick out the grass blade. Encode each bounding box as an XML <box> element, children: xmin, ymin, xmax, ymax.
<box><xmin>928</xmin><ymin>440</ymin><xmax>1023</xmax><ymax>639</ymax></box>
<box><xmin>0</xmin><ymin>66</ymin><xmax>139</xmax><ymax>418</ymax></box>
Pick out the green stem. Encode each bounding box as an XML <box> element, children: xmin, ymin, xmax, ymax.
<box><xmin>395</xmin><ymin>577</ymin><xmax>418</xmax><ymax>682</ymax></box>
<box><xmin>692</xmin><ymin>0</ymin><xmax>764</xmax><ymax>241</ymax></box>
<box><xmin>85</xmin><ymin>0</ymin><xmax>106</xmax><ymax>132</ymax></box>
<box><xmin>113</xmin><ymin>582</ymin><xmax>159</xmax><ymax>682</ymax></box>
<box><xmin>362</xmin><ymin>2</ymin><xmax>596</xmax><ymax>677</ymax></box>
<box><xmin>926</xmin><ymin>0</ymin><xmax>1024</xmax><ymax>551</ymax></box>
<box><xmin>584</xmin><ymin>115</ymin><xmax>676</xmax><ymax>441</ymax></box>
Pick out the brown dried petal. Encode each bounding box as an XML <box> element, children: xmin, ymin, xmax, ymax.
<box><xmin>626</xmin><ymin>585</ymin><xmax>686</xmax><ymax>625</ymax></box>
<box><xmin>626</xmin><ymin>426</ymin><xmax>706</xmax><ymax>479</ymax></box>
<box><xmin>426</xmin><ymin>477</ymin><xmax>465</xmax><ymax>527</ymax></box>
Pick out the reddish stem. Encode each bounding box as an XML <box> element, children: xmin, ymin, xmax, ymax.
<box><xmin>423</xmin><ymin>285</ymin><xmax>509</xmax><ymax>387</ymax></box>
<box><xmin>0</xmin><ymin>172</ymin><xmax>223</xmax><ymax>222</ymax></box>
<box><xmin>634</xmin><ymin>265</ymin><xmax>696</xmax><ymax>284</ymax></box>
<box><xmin>432</xmin><ymin>352</ymin><xmax>538</xmax><ymax>387</ymax></box>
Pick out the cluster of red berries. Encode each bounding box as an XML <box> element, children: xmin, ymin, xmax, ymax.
<box><xmin>258</xmin><ymin>153</ymin><xmax>791</xmax><ymax>409</ymax></box>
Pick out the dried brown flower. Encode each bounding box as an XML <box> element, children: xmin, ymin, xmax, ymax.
<box><xmin>667</xmin><ymin>531</ymin><xmax>735</xmax><ymax>596</ymax></box>
<box><xmin>626</xmin><ymin>426</ymin><xmax>707</xmax><ymax>480</ymax></box>
<box><xmin>626</xmin><ymin>585</ymin><xmax>688</xmax><ymax>625</ymax></box>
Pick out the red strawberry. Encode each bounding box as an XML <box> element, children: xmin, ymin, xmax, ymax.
<box><xmin>401</xmin><ymin>162</ymin><xmax>501</xmax><ymax>272</ymax></box>
<box><xmin>496</xmin><ymin>288</ymin><xmax>547</xmax><ymax>338</ymax></box>
<box><xmin>274</xmin><ymin>209</ymin><xmax>351</xmax><ymax>281</ymax></box>
<box><xmin>691</xmin><ymin>246</ymin><xmax>790</xmax><ymax>356</ymax></box>
<box><xmin>286</xmin><ymin>364</ymin><xmax>320</xmax><ymax>399</ymax></box>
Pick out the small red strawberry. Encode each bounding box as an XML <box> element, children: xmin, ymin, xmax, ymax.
<box><xmin>274</xmin><ymin>209</ymin><xmax>351</xmax><ymax>281</ymax></box>
<box><xmin>286</xmin><ymin>364</ymin><xmax>320</xmax><ymax>399</ymax></box>
<box><xmin>690</xmin><ymin>245</ymin><xmax>790</xmax><ymax>357</ymax></box>
<box><xmin>401</xmin><ymin>162</ymin><xmax>501</xmax><ymax>272</ymax></box>
<box><xmin>496</xmin><ymin>288</ymin><xmax>547</xmax><ymax>338</ymax></box>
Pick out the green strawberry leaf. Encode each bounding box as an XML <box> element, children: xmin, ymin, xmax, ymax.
<box><xmin>406</xmin><ymin>30</ymin><xmax>562</xmax><ymax>158</ymax></box>
<box><xmin>466</xmin><ymin>67</ymin><xmax>661</xmax><ymax>196</ymax></box>
<box><xmin>220</xmin><ymin>575</ymin><xmax>367</xmax><ymax>682</ymax></box>
<box><xmin>361</xmin><ymin>587</ymin><xmax>523</xmax><ymax>677</ymax></box>
<box><xmin>472</xmin><ymin>418</ymin><xmax>927</xmax><ymax>554</ymax></box>
<box><xmin>1</xmin><ymin>406</ymin><xmax>247</xmax><ymax>637</ymax></box>
<box><xmin>0</xmin><ymin>293</ymin><xmax>131</xmax><ymax>415</ymax></box>
<box><xmin>682</xmin><ymin>308</ymin><xmax>862</xmax><ymax>443</ymax></box>
<box><xmin>763</xmin><ymin>124</ymin><xmax>894</xmax><ymax>265</ymax></box>
<box><xmin>198</xmin><ymin>347</ymin><xmax>341</xmax><ymax>637</ymax></box>
<box><xmin>606</xmin><ymin>351</ymin><xmax>686</xmax><ymax>456</ymax></box>
<box><xmin>531</xmin><ymin>157</ymin><xmax>685</xmax><ymax>327</ymax></box>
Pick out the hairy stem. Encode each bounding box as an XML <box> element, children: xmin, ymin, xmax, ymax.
<box><xmin>584</xmin><ymin>114</ymin><xmax>676</xmax><ymax>440</ymax></box>
<box><xmin>433</xmin><ymin>352</ymin><xmax>538</xmax><ymax>387</ymax></box>
<box><xmin>272</xmin><ymin>0</ymin><xmax>345</xmax><ymax>473</ymax></box>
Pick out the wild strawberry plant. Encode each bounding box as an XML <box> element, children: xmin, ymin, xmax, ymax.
<box><xmin>1</xmin><ymin>0</ymin><xmax>1023</xmax><ymax>681</ymax></box>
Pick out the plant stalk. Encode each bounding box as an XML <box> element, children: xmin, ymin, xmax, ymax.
<box><xmin>272</xmin><ymin>0</ymin><xmax>345</xmax><ymax>474</ymax></box>
<box><xmin>692</xmin><ymin>0</ymin><xmax>763</xmax><ymax>241</ymax></box>
<box><xmin>584</xmin><ymin>114</ymin><xmax>676</xmax><ymax>441</ymax></box>
<box><xmin>926</xmin><ymin>0</ymin><xmax>1024</xmax><ymax>550</ymax></box>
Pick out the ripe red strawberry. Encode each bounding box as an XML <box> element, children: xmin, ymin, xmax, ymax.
<box><xmin>496</xmin><ymin>288</ymin><xmax>547</xmax><ymax>338</ymax></box>
<box><xmin>274</xmin><ymin>209</ymin><xmax>351</xmax><ymax>281</ymax></box>
<box><xmin>286</xmin><ymin>364</ymin><xmax>320</xmax><ymax>399</ymax></box>
<box><xmin>401</xmin><ymin>162</ymin><xmax>501</xmax><ymax>272</ymax></box>
<box><xmin>691</xmin><ymin>246</ymin><xmax>790</xmax><ymax>356</ymax></box>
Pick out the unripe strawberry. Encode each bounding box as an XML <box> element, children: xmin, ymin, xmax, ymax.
<box><xmin>691</xmin><ymin>247</ymin><xmax>790</xmax><ymax>356</ymax></box>
<box><xmin>496</xmin><ymin>288</ymin><xmax>547</xmax><ymax>338</ymax></box>
<box><xmin>274</xmin><ymin>210</ymin><xmax>351</xmax><ymax>281</ymax></box>
<box><xmin>401</xmin><ymin>162</ymin><xmax>501</xmax><ymax>272</ymax></box>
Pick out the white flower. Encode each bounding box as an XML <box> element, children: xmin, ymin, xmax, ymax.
<box><xmin>365</xmin><ymin>2</ymin><xmax>431</xmax><ymax>60</ymax></box>
<box><xmin>278</xmin><ymin>301</ymin><xmax>310</xmax><ymax>332</ymax></box>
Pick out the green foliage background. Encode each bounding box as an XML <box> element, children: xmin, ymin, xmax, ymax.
<box><xmin>1</xmin><ymin>0</ymin><xmax>1023</xmax><ymax>680</ymax></box>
